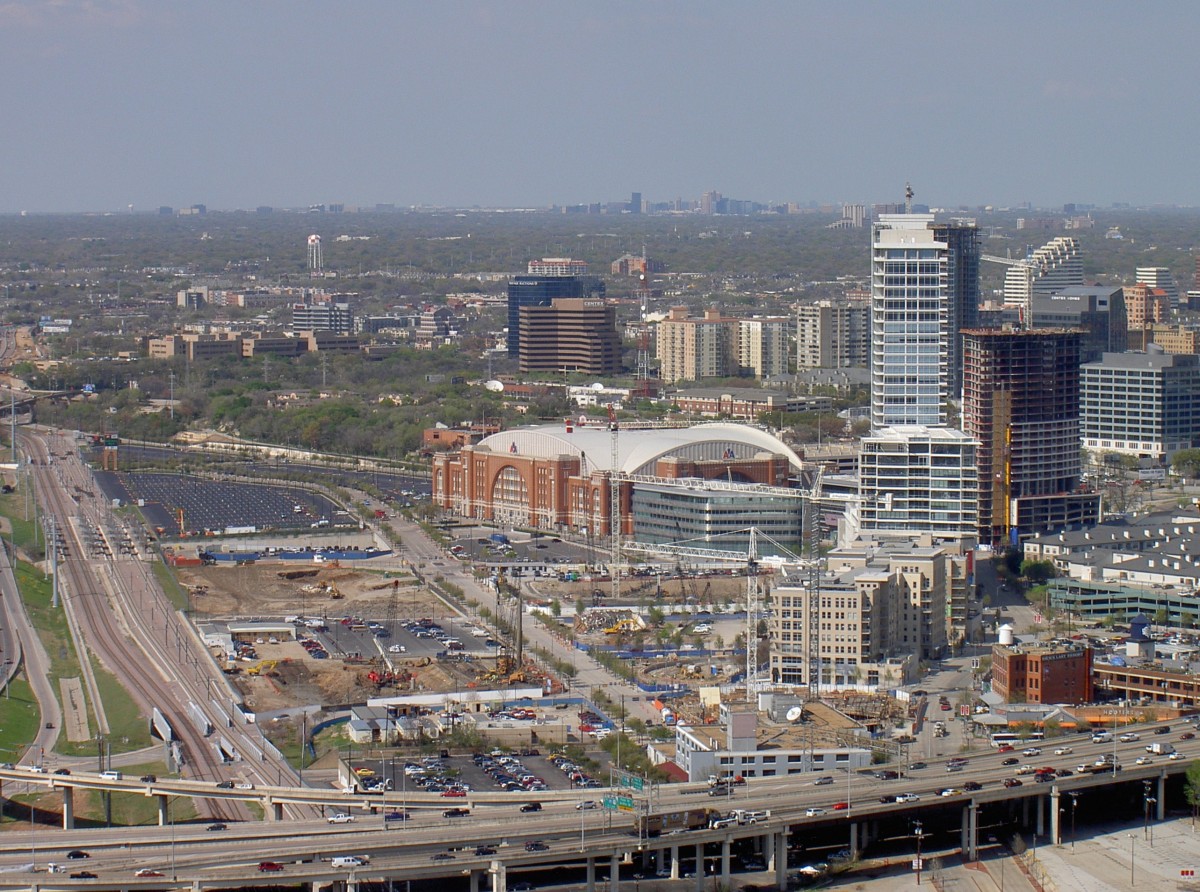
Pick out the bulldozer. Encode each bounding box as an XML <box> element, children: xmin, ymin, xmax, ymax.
<box><xmin>604</xmin><ymin>616</ymin><xmax>645</xmax><ymax>635</ymax></box>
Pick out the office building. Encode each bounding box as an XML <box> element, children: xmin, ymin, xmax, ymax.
<box><xmin>517</xmin><ymin>298</ymin><xmax>622</xmax><ymax>376</ymax></box>
<box><xmin>1080</xmin><ymin>346</ymin><xmax>1200</xmax><ymax>464</ymax></box>
<box><xmin>655</xmin><ymin>307</ymin><xmax>736</xmax><ymax>383</ymax></box>
<box><xmin>1124</xmin><ymin>283</ymin><xmax>1171</xmax><ymax>348</ymax></box>
<box><xmin>506</xmin><ymin>272</ymin><xmax>604</xmax><ymax>354</ymax></box>
<box><xmin>290</xmin><ymin>301</ymin><xmax>354</xmax><ymax>334</ymax></box>
<box><xmin>737</xmin><ymin>317</ymin><xmax>790</xmax><ymax>379</ymax></box>
<box><xmin>869</xmin><ymin>215</ymin><xmax>979</xmax><ymax>428</ymax></box>
<box><xmin>1030</xmin><ymin>285</ymin><xmax>1127</xmax><ymax>363</ymax></box>
<box><xmin>1136</xmin><ymin>266</ymin><xmax>1181</xmax><ymax>312</ymax></box>
<box><xmin>795</xmin><ymin>298</ymin><xmax>870</xmax><ymax>369</ymax></box>
<box><xmin>991</xmin><ymin>642</ymin><xmax>1093</xmax><ymax>705</ymax></box>
<box><xmin>962</xmin><ymin>328</ymin><xmax>1098</xmax><ymax>547</ymax></box>
<box><xmin>527</xmin><ymin>257</ymin><xmax>589</xmax><ymax>277</ymax></box>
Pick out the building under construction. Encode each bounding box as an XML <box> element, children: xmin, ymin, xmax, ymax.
<box><xmin>961</xmin><ymin>327</ymin><xmax>1100</xmax><ymax>548</ymax></box>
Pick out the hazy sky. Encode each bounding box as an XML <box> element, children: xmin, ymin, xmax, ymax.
<box><xmin>3</xmin><ymin>1</ymin><xmax>1198</xmax><ymax>213</ymax></box>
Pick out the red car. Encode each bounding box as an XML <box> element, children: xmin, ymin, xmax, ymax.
<box><xmin>997</xmin><ymin>745</ymin><xmax>1015</xmax><ymax>753</ymax></box>
<box><xmin>832</xmin><ymin>802</ymin><xmax>849</xmax><ymax>811</ymax></box>
<box><xmin>441</xmin><ymin>789</ymin><xmax>467</xmax><ymax>798</ymax></box>
<box><xmin>258</xmin><ymin>862</ymin><xmax>284</xmax><ymax>873</ymax></box>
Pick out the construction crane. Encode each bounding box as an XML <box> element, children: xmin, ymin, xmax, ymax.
<box><xmin>609</xmin><ymin>403</ymin><xmax>621</xmax><ymax>604</ymax></box>
<box><xmin>626</xmin><ymin>526</ymin><xmax>807</xmax><ymax>703</ymax></box>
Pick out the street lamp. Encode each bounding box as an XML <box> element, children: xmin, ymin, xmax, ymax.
<box><xmin>1128</xmin><ymin>833</ymin><xmax>1136</xmax><ymax>886</ymax></box>
<box><xmin>1067</xmin><ymin>791</ymin><xmax>1080</xmax><ymax>851</ymax></box>
<box><xmin>913</xmin><ymin>820</ymin><xmax>926</xmax><ymax>885</ymax></box>
<box><xmin>1143</xmin><ymin>780</ymin><xmax>1156</xmax><ymax>847</ymax></box>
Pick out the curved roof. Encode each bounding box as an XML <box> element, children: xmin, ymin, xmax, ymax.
<box><xmin>475</xmin><ymin>422</ymin><xmax>805</xmax><ymax>476</ymax></box>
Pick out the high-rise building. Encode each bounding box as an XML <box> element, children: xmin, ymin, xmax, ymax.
<box><xmin>517</xmin><ymin>298</ymin><xmax>622</xmax><ymax>376</ymax></box>
<box><xmin>856</xmin><ymin>426</ymin><xmax>978</xmax><ymax>542</ymax></box>
<box><xmin>962</xmin><ymin>328</ymin><xmax>1098</xmax><ymax>547</ymax></box>
<box><xmin>1081</xmin><ymin>346</ymin><xmax>1200</xmax><ymax>464</ymax></box>
<box><xmin>870</xmin><ymin>215</ymin><xmax>978</xmax><ymax>428</ymax></box>
<box><xmin>506</xmin><ymin>272</ymin><xmax>604</xmax><ymax>354</ymax></box>
<box><xmin>1001</xmin><ymin>237</ymin><xmax>1083</xmax><ymax>318</ymax></box>
<box><xmin>628</xmin><ymin>192</ymin><xmax>642</xmax><ymax>214</ymax></box>
<box><xmin>527</xmin><ymin>257</ymin><xmax>589</xmax><ymax>277</ymax></box>
<box><xmin>1030</xmin><ymin>285</ymin><xmax>1127</xmax><ymax>363</ymax></box>
<box><xmin>737</xmin><ymin>318</ymin><xmax>790</xmax><ymax>379</ymax></box>
<box><xmin>1136</xmin><ymin>266</ymin><xmax>1181</xmax><ymax>312</ymax></box>
<box><xmin>795</xmin><ymin>298</ymin><xmax>870</xmax><ymax>369</ymax></box>
<box><xmin>291</xmin><ymin>300</ymin><xmax>353</xmax><ymax>334</ymax></box>
<box><xmin>655</xmin><ymin>307</ymin><xmax>736</xmax><ymax>383</ymax></box>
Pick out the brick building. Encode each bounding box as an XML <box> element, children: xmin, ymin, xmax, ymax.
<box><xmin>991</xmin><ymin>642</ymin><xmax>1094</xmax><ymax>704</ymax></box>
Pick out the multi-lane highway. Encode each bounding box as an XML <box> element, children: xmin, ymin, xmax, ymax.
<box><xmin>0</xmin><ymin>723</ymin><xmax>1194</xmax><ymax>890</ymax></box>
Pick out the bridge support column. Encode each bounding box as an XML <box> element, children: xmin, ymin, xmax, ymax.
<box><xmin>849</xmin><ymin>822</ymin><xmax>859</xmax><ymax>858</ymax></box>
<box><xmin>585</xmin><ymin>857</ymin><xmax>595</xmax><ymax>892</ymax></box>
<box><xmin>62</xmin><ymin>787</ymin><xmax>74</xmax><ymax>830</ymax></box>
<box><xmin>609</xmin><ymin>853</ymin><xmax>620</xmax><ymax>892</ymax></box>
<box><xmin>1035</xmin><ymin>793</ymin><xmax>1044</xmax><ymax>839</ymax></box>
<box><xmin>961</xmin><ymin>802</ymin><xmax>978</xmax><ymax>861</ymax></box>
<box><xmin>670</xmin><ymin>845</ymin><xmax>679</xmax><ymax>880</ymax></box>
<box><xmin>721</xmin><ymin>839</ymin><xmax>731</xmax><ymax>886</ymax></box>
<box><xmin>1158</xmin><ymin>774</ymin><xmax>1166</xmax><ymax>820</ymax></box>
<box><xmin>489</xmin><ymin>858</ymin><xmax>506</xmax><ymax>892</ymax></box>
<box><xmin>694</xmin><ymin>843</ymin><xmax>704</xmax><ymax>891</ymax></box>
<box><xmin>157</xmin><ymin>794</ymin><xmax>169</xmax><ymax>827</ymax></box>
<box><xmin>469</xmin><ymin>869</ymin><xmax>481</xmax><ymax>892</ymax></box>
<box><xmin>1049</xmin><ymin>790</ymin><xmax>1061</xmax><ymax>847</ymax></box>
<box><xmin>772</xmin><ymin>831</ymin><xmax>787</xmax><ymax>891</ymax></box>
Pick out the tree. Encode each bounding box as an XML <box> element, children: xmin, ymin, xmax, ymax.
<box><xmin>1186</xmin><ymin>760</ymin><xmax>1200</xmax><ymax>828</ymax></box>
<box><xmin>1020</xmin><ymin>559</ymin><xmax>1057</xmax><ymax>584</ymax></box>
<box><xmin>1172</xmin><ymin>449</ymin><xmax>1200</xmax><ymax>481</ymax></box>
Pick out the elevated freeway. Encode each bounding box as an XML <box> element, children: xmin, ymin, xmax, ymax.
<box><xmin>0</xmin><ymin>723</ymin><xmax>1196</xmax><ymax>890</ymax></box>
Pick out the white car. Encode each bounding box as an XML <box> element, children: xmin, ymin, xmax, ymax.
<box><xmin>1135</xmin><ymin>756</ymin><xmax>1153</xmax><ymax>765</ymax></box>
<box><xmin>1119</xmin><ymin>732</ymin><xmax>1140</xmax><ymax>742</ymax></box>
<box><xmin>575</xmin><ymin>800</ymin><xmax>598</xmax><ymax>810</ymax></box>
<box><xmin>895</xmin><ymin>793</ymin><xmax>921</xmax><ymax>803</ymax></box>
<box><xmin>1053</xmin><ymin>747</ymin><xmax>1073</xmax><ymax>756</ymax></box>
<box><xmin>1169</xmin><ymin>751</ymin><xmax>1183</xmax><ymax>760</ymax></box>
<box><xmin>1022</xmin><ymin>747</ymin><xmax>1041</xmax><ymax>757</ymax></box>
<box><xmin>387</xmin><ymin>644</ymin><xmax>407</xmax><ymax>653</ymax></box>
<box><xmin>805</xmin><ymin>807</ymin><xmax>826</xmax><ymax>817</ymax></box>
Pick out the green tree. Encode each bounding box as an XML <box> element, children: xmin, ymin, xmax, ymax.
<box><xmin>1020</xmin><ymin>559</ymin><xmax>1057</xmax><ymax>584</ymax></box>
<box><xmin>1186</xmin><ymin>760</ymin><xmax>1200</xmax><ymax>828</ymax></box>
<box><xmin>1171</xmin><ymin>449</ymin><xmax>1200</xmax><ymax>481</ymax></box>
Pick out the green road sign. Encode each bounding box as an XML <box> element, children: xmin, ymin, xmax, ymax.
<box><xmin>619</xmin><ymin>774</ymin><xmax>645</xmax><ymax>791</ymax></box>
<box><xmin>602</xmin><ymin>796</ymin><xmax>618</xmax><ymax>810</ymax></box>
<box><xmin>616</xmin><ymin>796</ymin><xmax>635</xmax><ymax>812</ymax></box>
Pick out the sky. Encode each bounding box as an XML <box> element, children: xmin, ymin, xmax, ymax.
<box><xmin>2</xmin><ymin>0</ymin><xmax>1199</xmax><ymax>213</ymax></box>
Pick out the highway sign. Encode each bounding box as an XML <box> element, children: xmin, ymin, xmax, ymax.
<box><xmin>616</xmin><ymin>796</ymin><xmax>635</xmax><ymax>812</ymax></box>
<box><xmin>602</xmin><ymin>796</ymin><xmax>618</xmax><ymax>810</ymax></box>
<box><xmin>618</xmin><ymin>773</ymin><xmax>645</xmax><ymax>791</ymax></box>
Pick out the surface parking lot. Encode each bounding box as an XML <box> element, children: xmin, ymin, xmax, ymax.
<box><xmin>96</xmin><ymin>471</ymin><xmax>344</xmax><ymax>536</ymax></box>
<box><xmin>305</xmin><ymin>615</ymin><xmax>496</xmax><ymax>662</ymax></box>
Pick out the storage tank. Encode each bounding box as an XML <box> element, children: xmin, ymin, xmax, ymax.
<box><xmin>998</xmin><ymin>623</ymin><xmax>1015</xmax><ymax>646</ymax></box>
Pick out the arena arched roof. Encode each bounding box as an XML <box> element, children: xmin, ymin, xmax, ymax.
<box><xmin>474</xmin><ymin>423</ymin><xmax>806</xmax><ymax>476</ymax></box>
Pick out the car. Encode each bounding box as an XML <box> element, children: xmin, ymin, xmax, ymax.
<box><xmin>1119</xmin><ymin>733</ymin><xmax>1140</xmax><ymax>742</ymax></box>
<box><xmin>1016</xmin><ymin>765</ymin><xmax>1038</xmax><ymax>775</ymax></box>
<box><xmin>327</xmin><ymin>814</ymin><xmax>356</xmax><ymax>824</ymax></box>
<box><xmin>963</xmin><ymin>781</ymin><xmax>983</xmax><ymax>791</ymax></box>
<box><xmin>1056</xmin><ymin>769</ymin><xmax>1073</xmax><ymax>777</ymax></box>
<box><xmin>805</xmin><ymin>807</ymin><xmax>827</xmax><ymax>816</ymax></box>
<box><xmin>1022</xmin><ymin>747</ymin><xmax>1042</xmax><ymax>756</ymax></box>
<box><xmin>443</xmin><ymin>807</ymin><xmax>470</xmax><ymax>818</ymax></box>
<box><xmin>206</xmin><ymin>822</ymin><xmax>227</xmax><ymax>831</ymax></box>
<box><xmin>813</xmin><ymin>776</ymin><xmax>835</xmax><ymax>786</ymax></box>
<box><xmin>909</xmin><ymin>761</ymin><xmax>927</xmax><ymax>770</ymax></box>
<box><xmin>67</xmin><ymin>851</ymin><xmax>90</xmax><ymax>860</ymax></box>
<box><xmin>44</xmin><ymin>722</ymin><xmax>54</xmax><ymax>729</ymax></box>
<box><xmin>524</xmin><ymin>841</ymin><xmax>549</xmax><ymax>852</ymax></box>
<box><xmin>441</xmin><ymin>789</ymin><xmax>467</xmax><ymax>797</ymax></box>
<box><xmin>258</xmin><ymin>862</ymin><xmax>285</xmax><ymax>872</ymax></box>
<box><xmin>939</xmin><ymin>788</ymin><xmax>962</xmax><ymax>797</ymax></box>
<box><xmin>1053</xmin><ymin>747</ymin><xmax>1074</xmax><ymax>755</ymax></box>
<box><xmin>235</xmin><ymin>782</ymin><xmax>254</xmax><ymax>790</ymax></box>
<box><xmin>1169</xmin><ymin>751</ymin><xmax>1183</xmax><ymax>760</ymax></box>
<box><xmin>53</xmin><ymin>768</ymin><xmax>71</xmax><ymax>776</ymax></box>
<box><xmin>135</xmin><ymin>869</ymin><xmax>164</xmax><ymax>878</ymax></box>
<box><xmin>895</xmin><ymin>793</ymin><xmax>920</xmax><ymax>803</ymax></box>
<box><xmin>384</xmin><ymin>811</ymin><xmax>408</xmax><ymax>822</ymax></box>
<box><xmin>215</xmin><ymin>780</ymin><xmax>235</xmax><ymax>789</ymax></box>
<box><xmin>832</xmin><ymin>801</ymin><xmax>849</xmax><ymax>810</ymax></box>
<box><xmin>139</xmin><ymin>774</ymin><xmax>157</xmax><ymax>783</ymax></box>
<box><xmin>475</xmin><ymin>846</ymin><xmax>497</xmax><ymax>856</ymax></box>
<box><xmin>575</xmin><ymin>800</ymin><xmax>598</xmax><ymax>810</ymax></box>
<box><xmin>1156</xmin><ymin>726</ymin><xmax>1173</xmax><ymax>735</ymax></box>
<box><xmin>512</xmin><ymin>884</ymin><xmax>534</xmax><ymax>892</ymax></box>
<box><xmin>430</xmin><ymin>853</ymin><xmax>457</xmax><ymax>862</ymax></box>
<box><xmin>1002</xmin><ymin>757</ymin><xmax>1020</xmax><ymax>766</ymax></box>
<box><xmin>1004</xmin><ymin>778</ymin><xmax>1023</xmax><ymax>788</ymax></box>
<box><xmin>997</xmin><ymin>745</ymin><xmax>1015</xmax><ymax>753</ymax></box>
<box><xmin>1183</xmin><ymin>732</ymin><xmax>1197</xmax><ymax>740</ymax></box>
<box><xmin>70</xmin><ymin>871</ymin><xmax>98</xmax><ymax>879</ymax></box>
<box><xmin>879</xmin><ymin>794</ymin><xmax>898</xmax><ymax>804</ymax></box>
<box><xmin>520</xmin><ymin>802</ymin><xmax>542</xmax><ymax>812</ymax></box>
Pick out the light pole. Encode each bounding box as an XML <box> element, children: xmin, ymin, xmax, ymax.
<box><xmin>1143</xmin><ymin>780</ymin><xmax>1156</xmax><ymax>847</ymax></box>
<box><xmin>1128</xmin><ymin>833</ymin><xmax>1136</xmax><ymax>886</ymax></box>
<box><xmin>1068</xmin><ymin>791</ymin><xmax>1079</xmax><ymax>851</ymax></box>
<box><xmin>913</xmin><ymin>820</ymin><xmax>925</xmax><ymax>885</ymax></box>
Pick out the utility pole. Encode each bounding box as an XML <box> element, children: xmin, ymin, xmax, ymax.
<box><xmin>168</xmin><ymin>370</ymin><xmax>175</xmax><ymax>420</ymax></box>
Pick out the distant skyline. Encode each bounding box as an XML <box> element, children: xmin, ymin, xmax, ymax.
<box><xmin>3</xmin><ymin>1</ymin><xmax>1200</xmax><ymax>213</ymax></box>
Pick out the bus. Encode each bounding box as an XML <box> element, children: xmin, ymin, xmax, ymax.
<box><xmin>990</xmin><ymin>731</ymin><xmax>1045</xmax><ymax>748</ymax></box>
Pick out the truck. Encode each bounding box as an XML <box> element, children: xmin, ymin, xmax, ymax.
<box><xmin>731</xmin><ymin>808</ymin><xmax>771</xmax><ymax>825</ymax></box>
<box><xmin>1146</xmin><ymin>742</ymin><xmax>1176</xmax><ymax>755</ymax></box>
<box><xmin>638</xmin><ymin>808</ymin><xmax>719</xmax><ymax>837</ymax></box>
<box><xmin>489</xmin><ymin>533</ymin><xmax>510</xmax><ymax>546</ymax></box>
<box><xmin>327</xmin><ymin>813</ymin><xmax>356</xmax><ymax>824</ymax></box>
<box><xmin>708</xmin><ymin>774</ymin><xmax>747</xmax><ymax>788</ymax></box>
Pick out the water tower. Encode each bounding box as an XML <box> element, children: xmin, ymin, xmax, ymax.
<box><xmin>307</xmin><ymin>234</ymin><xmax>323</xmax><ymax>276</ymax></box>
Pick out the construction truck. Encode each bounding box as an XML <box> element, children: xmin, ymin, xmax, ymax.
<box><xmin>245</xmin><ymin>660</ymin><xmax>278</xmax><ymax>677</ymax></box>
<box><xmin>638</xmin><ymin>808</ymin><xmax>718</xmax><ymax>838</ymax></box>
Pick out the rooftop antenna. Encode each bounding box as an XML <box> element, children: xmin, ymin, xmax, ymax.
<box><xmin>905</xmin><ymin>182</ymin><xmax>914</xmax><ymax>214</ymax></box>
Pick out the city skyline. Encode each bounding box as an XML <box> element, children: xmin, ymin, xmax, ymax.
<box><xmin>2</xmin><ymin>1</ymin><xmax>1200</xmax><ymax>213</ymax></box>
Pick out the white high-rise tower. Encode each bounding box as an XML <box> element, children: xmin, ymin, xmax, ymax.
<box><xmin>307</xmin><ymin>234</ymin><xmax>323</xmax><ymax>276</ymax></box>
